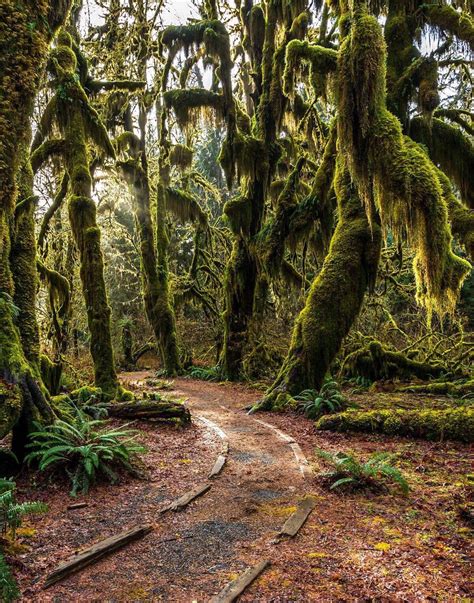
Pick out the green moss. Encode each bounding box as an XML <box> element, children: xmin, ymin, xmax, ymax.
<box><xmin>40</xmin><ymin>354</ymin><xmax>62</xmax><ymax>396</ymax></box>
<box><xmin>421</xmin><ymin>4</ymin><xmax>474</xmax><ymax>51</ymax></box>
<box><xmin>316</xmin><ymin>407</ymin><xmax>474</xmax><ymax>443</ymax></box>
<box><xmin>338</xmin><ymin>8</ymin><xmax>470</xmax><ymax>315</ymax></box>
<box><xmin>409</xmin><ymin>117</ymin><xmax>474</xmax><ymax>210</ymax></box>
<box><xmin>163</xmin><ymin>88</ymin><xmax>224</xmax><ymax>130</ymax></box>
<box><xmin>342</xmin><ymin>340</ymin><xmax>449</xmax><ymax>382</ymax></box>
<box><xmin>283</xmin><ymin>40</ymin><xmax>337</xmax><ymax>99</ymax></box>
<box><xmin>165</xmin><ymin>187</ymin><xmax>207</xmax><ymax>225</ymax></box>
<box><xmin>169</xmin><ymin>144</ymin><xmax>193</xmax><ymax>169</ymax></box>
<box><xmin>261</xmin><ymin>160</ymin><xmax>382</xmax><ymax>409</ymax></box>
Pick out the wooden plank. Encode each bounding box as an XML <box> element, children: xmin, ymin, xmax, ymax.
<box><xmin>209</xmin><ymin>454</ymin><xmax>226</xmax><ymax>478</ymax></box>
<box><xmin>160</xmin><ymin>483</ymin><xmax>211</xmax><ymax>514</ymax></box>
<box><xmin>44</xmin><ymin>524</ymin><xmax>153</xmax><ymax>588</ymax></box>
<box><xmin>67</xmin><ymin>502</ymin><xmax>88</xmax><ymax>510</ymax></box>
<box><xmin>278</xmin><ymin>496</ymin><xmax>316</xmax><ymax>538</ymax></box>
<box><xmin>211</xmin><ymin>560</ymin><xmax>270</xmax><ymax>603</ymax></box>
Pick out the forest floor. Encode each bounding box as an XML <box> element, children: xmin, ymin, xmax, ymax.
<box><xmin>13</xmin><ymin>373</ymin><xmax>473</xmax><ymax>602</ymax></box>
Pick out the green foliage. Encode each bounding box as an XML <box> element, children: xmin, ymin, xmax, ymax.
<box><xmin>25</xmin><ymin>410</ymin><xmax>146</xmax><ymax>496</ymax></box>
<box><xmin>316</xmin><ymin>449</ymin><xmax>409</xmax><ymax>495</ymax></box>
<box><xmin>188</xmin><ymin>366</ymin><xmax>221</xmax><ymax>381</ymax></box>
<box><xmin>0</xmin><ymin>552</ymin><xmax>19</xmax><ymax>603</ymax></box>
<box><xmin>0</xmin><ymin>479</ymin><xmax>47</xmax><ymax>540</ymax></box>
<box><xmin>293</xmin><ymin>380</ymin><xmax>349</xmax><ymax>419</ymax></box>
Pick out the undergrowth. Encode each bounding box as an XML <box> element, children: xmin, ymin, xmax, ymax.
<box><xmin>317</xmin><ymin>449</ymin><xmax>409</xmax><ymax>495</ymax></box>
<box><xmin>25</xmin><ymin>409</ymin><xmax>146</xmax><ymax>496</ymax></box>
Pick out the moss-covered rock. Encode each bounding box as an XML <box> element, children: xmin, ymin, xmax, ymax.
<box><xmin>316</xmin><ymin>406</ymin><xmax>474</xmax><ymax>443</ymax></box>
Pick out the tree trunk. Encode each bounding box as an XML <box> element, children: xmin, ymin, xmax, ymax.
<box><xmin>261</xmin><ymin>163</ymin><xmax>381</xmax><ymax>409</ymax></box>
<box><xmin>66</xmin><ymin>112</ymin><xmax>119</xmax><ymax>398</ymax></box>
<box><xmin>0</xmin><ymin>1</ymin><xmax>71</xmax><ymax>453</ymax></box>
<box><xmin>220</xmin><ymin>237</ymin><xmax>258</xmax><ymax>379</ymax></box>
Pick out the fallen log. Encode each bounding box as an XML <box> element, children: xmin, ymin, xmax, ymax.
<box><xmin>211</xmin><ymin>560</ymin><xmax>270</xmax><ymax>603</ymax></box>
<box><xmin>105</xmin><ymin>400</ymin><xmax>191</xmax><ymax>424</ymax></box>
<box><xmin>44</xmin><ymin>524</ymin><xmax>153</xmax><ymax>588</ymax></box>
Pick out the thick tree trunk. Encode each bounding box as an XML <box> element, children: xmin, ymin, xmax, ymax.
<box><xmin>155</xmin><ymin>182</ymin><xmax>181</xmax><ymax>375</ymax></box>
<box><xmin>0</xmin><ymin>1</ymin><xmax>71</xmax><ymax>451</ymax></box>
<box><xmin>220</xmin><ymin>237</ymin><xmax>258</xmax><ymax>380</ymax></box>
<box><xmin>261</xmin><ymin>164</ymin><xmax>381</xmax><ymax>409</ymax></box>
<box><xmin>66</xmin><ymin>113</ymin><xmax>119</xmax><ymax>398</ymax></box>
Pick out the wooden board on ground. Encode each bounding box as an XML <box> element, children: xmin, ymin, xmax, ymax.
<box><xmin>160</xmin><ymin>483</ymin><xmax>211</xmax><ymax>513</ymax></box>
<box><xmin>67</xmin><ymin>502</ymin><xmax>88</xmax><ymax>510</ymax></box>
<box><xmin>44</xmin><ymin>524</ymin><xmax>153</xmax><ymax>588</ymax></box>
<box><xmin>210</xmin><ymin>560</ymin><xmax>270</xmax><ymax>603</ymax></box>
<box><xmin>209</xmin><ymin>454</ymin><xmax>226</xmax><ymax>478</ymax></box>
<box><xmin>278</xmin><ymin>496</ymin><xmax>317</xmax><ymax>538</ymax></box>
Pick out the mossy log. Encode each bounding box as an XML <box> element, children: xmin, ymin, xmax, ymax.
<box><xmin>341</xmin><ymin>340</ymin><xmax>449</xmax><ymax>382</ymax></box>
<box><xmin>397</xmin><ymin>380</ymin><xmax>474</xmax><ymax>397</ymax></box>
<box><xmin>316</xmin><ymin>407</ymin><xmax>474</xmax><ymax>443</ymax></box>
<box><xmin>105</xmin><ymin>400</ymin><xmax>191</xmax><ymax>424</ymax></box>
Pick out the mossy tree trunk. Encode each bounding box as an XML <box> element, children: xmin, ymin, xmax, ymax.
<box><xmin>66</xmin><ymin>111</ymin><xmax>119</xmax><ymax>397</ymax></box>
<box><xmin>261</xmin><ymin>162</ymin><xmax>381</xmax><ymax>409</ymax></box>
<box><xmin>0</xmin><ymin>0</ymin><xmax>71</xmax><ymax>455</ymax></box>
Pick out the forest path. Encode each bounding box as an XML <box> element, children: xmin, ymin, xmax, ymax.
<box><xmin>29</xmin><ymin>373</ymin><xmax>312</xmax><ymax>602</ymax></box>
<box><xmin>120</xmin><ymin>373</ymin><xmax>311</xmax><ymax>600</ymax></box>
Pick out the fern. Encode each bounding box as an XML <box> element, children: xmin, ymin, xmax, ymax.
<box><xmin>0</xmin><ymin>552</ymin><xmax>19</xmax><ymax>602</ymax></box>
<box><xmin>316</xmin><ymin>449</ymin><xmax>409</xmax><ymax>495</ymax></box>
<box><xmin>188</xmin><ymin>366</ymin><xmax>221</xmax><ymax>381</ymax></box>
<box><xmin>293</xmin><ymin>380</ymin><xmax>350</xmax><ymax>419</ymax></box>
<box><xmin>25</xmin><ymin>408</ymin><xmax>146</xmax><ymax>496</ymax></box>
<box><xmin>0</xmin><ymin>479</ymin><xmax>47</xmax><ymax>540</ymax></box>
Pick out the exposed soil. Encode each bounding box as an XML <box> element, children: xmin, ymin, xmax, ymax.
<box><xmin>11</xmin><ymin>374</ymin><xmax>473</xmax><ymax>601</ymax></box>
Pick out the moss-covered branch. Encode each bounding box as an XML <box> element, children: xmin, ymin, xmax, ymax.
<box><xmin>409</xmin><ymin>116</ymin><xmax>474</xmax><ymax>209</ymax></box>
<box><xmin>283</xmin><ymin>40</ymin><xmax>338</xmax><ymax>98</ymax></box>
<box><xmin>338</xmin><ymin>8</ymin><xmax>470</xmax><ymax>315</ymax></box>
<box><xmin>163</xmin><ymin>88</ymin><xmax>225</xmax><ymax>129</ymax></box>
<box><xmin>165</xmin><ymin>187</ymin><xmax>208</xmax><ymax>225</ymax></box>
<box><xmin>421</xmin><ymin>4</ymin><xmax>474</xmax><ymax>51</ymax></box>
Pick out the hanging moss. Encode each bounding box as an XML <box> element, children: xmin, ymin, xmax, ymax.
<box><xmin>409</xmin><ymin>117</ymin><xmax>474</xmax><ymax>209</ymax></box>
<box><xmin>169</xmin><ymin>143</ymin><xmax>194</xmax><ymax>169</ymax></box>
<box><xmin>163</xmin><ymin>88</ymin><xmax>225</xmax><ymax>130</ymax></box>
<box><xmin>283</xmin><ymin>40</ymin><xmax>337</xmax><ymax>99</ymax></box>
<box><xmin>165</xmin><ymin>186</ymin><xmax>208</xmax><ymax>225</ymax></box>
<box><xmin>337</xmin><ymin>8</ymin><xmax>470</xmax><ymax>316</ymax></box>
<box><xmin>421</xmin><ymin>4</ymin><xmax>474</xmax><ymax>51</ymax></box>
<box><xmin>435</xmin><ymin>168</ymin><xmax>474</xmax><ymax>260</ymax></box>
<box><xmin>224</xmin><ymin>195</ymin><xmax>253</xmax><ymax>236</ymax></box>
<box><xmin>316</xmin><ymin>407</ymin><xmax>474</xmax><ymax>443</ymax></box>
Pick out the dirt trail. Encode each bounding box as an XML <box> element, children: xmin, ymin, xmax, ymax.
<box><xmin>19</xmin><ymin>374</ymin><xmax>472</xmax><ymax>602</ymax></box>
<box><xmin>23</xmin><ymin>375</ymin><xmax>310</xmax><ymax>602</ymax></box>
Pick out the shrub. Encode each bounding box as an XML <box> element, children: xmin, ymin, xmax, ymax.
<box><xmin>316</xmin><ymin>406</ymin><xmax>474</xmax><ymax>442</ymax></box>
<box><xmin>188</xmin><ymin>366</ymin><xmax>221</xmax><ymax>381</ymax></box>
<box><xmin>317</xmin><ymin>449</ymin><xmax>409</xmax><ymax>495</ymax></box>
<box><xmin>0</xmin><ymin>479</ymin><xmax>47</xmax><ymax>539</ymax></box>
<box><xmin>293</xmin><ymin>380</ymin><xmax>349</xmax><ymax>419</ymax></box>
<box><xmin>25</xmin><ymin>410</ymin><xmax>146</xmax><ymax>496</ymax></box>
<box><xmin>0</xmin><ymin>552</ymin><xmax>19</xmax><ymax>602</ymax></box>
<box><xmin>0</xmin><ymin>479</ymin><xmax>47</xmax><ymax>603</ymax></box>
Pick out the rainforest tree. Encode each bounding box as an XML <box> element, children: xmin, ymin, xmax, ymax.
<box><xmin>0</xmin><ymin>0</ymin><xmax>72</xmax><ymax>457</ymax></box>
